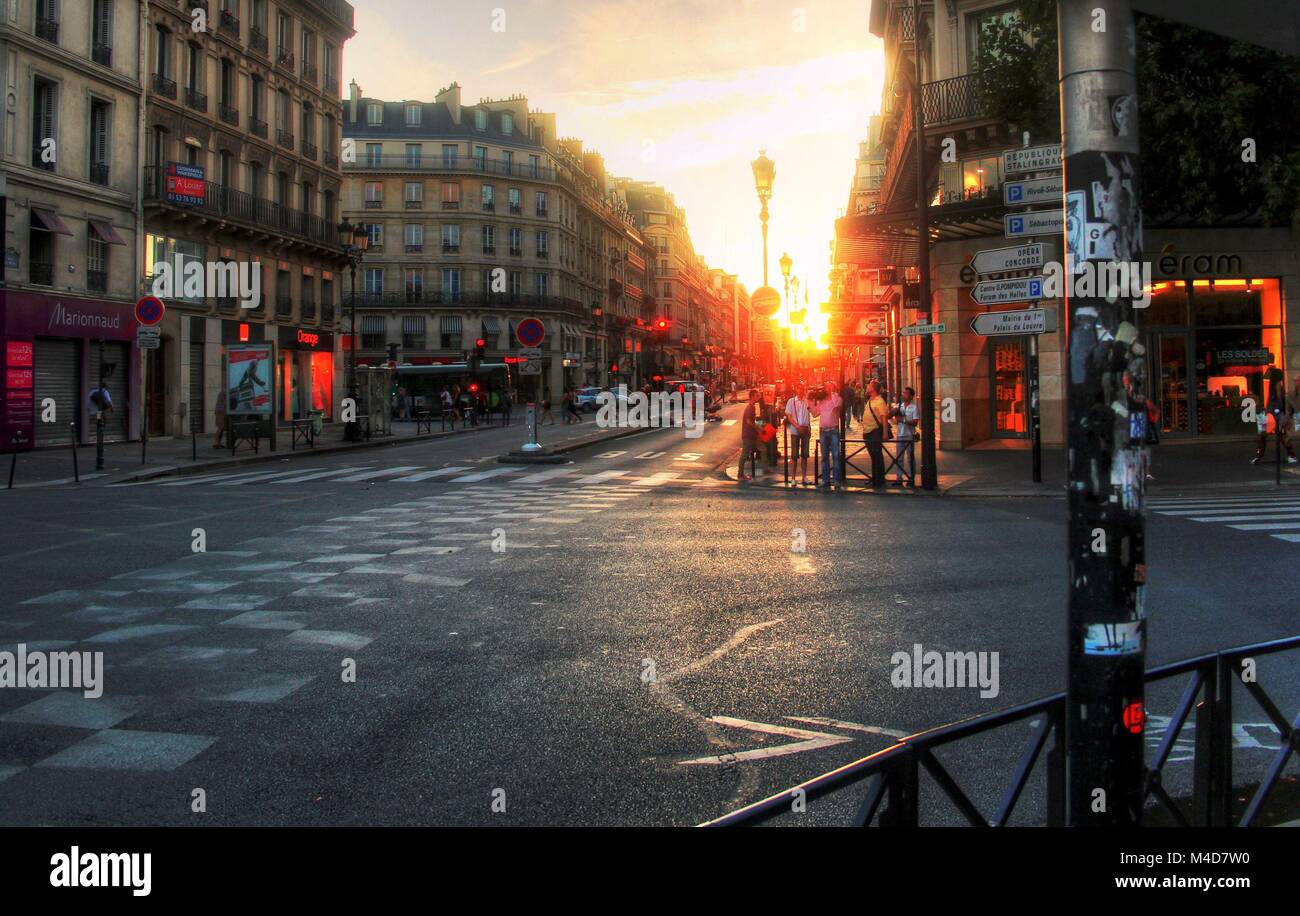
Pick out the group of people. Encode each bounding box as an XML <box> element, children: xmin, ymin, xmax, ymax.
<box><xmin>437</xmin><ymin>385</ymin><xmax>513</xmax><ymax>428</ymax></box>
<box><xmin>739</xmin><ymin>380</ymin><xmax>920</xmax><ymax>490</ymax></box>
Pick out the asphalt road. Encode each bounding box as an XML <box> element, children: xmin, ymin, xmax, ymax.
<box><xmin>0</xmin><ymin>403</ymin><xmax>1297</xmax><ymax>826</ymax></box>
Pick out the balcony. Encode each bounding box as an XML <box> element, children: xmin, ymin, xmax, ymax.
<box><xmin>35</xmin><ymin>17</ymin><xmax>58</xmax><ymax>44</ymax></box>
<box><xmin>219</xmin><ymin>103</ymin><xmax>239</xmax><ymax>126</ymax></box>
<box><xmin>30</xmin><ymin>262</ymin><xmax>53</xmax><ymax>286</ymax></box>
<box><xmin>185</xmin><ymin>88</ymin><xmax>208</xmax><ymax>112</ymax></box>
<box><xmin>250</xmin><ymin>27</ymin><xmax>269</xmax><ymax>56</ymax></box>
<box><xmin>324</xmin><ymin>151</ymin><xmax>339</xmax><ymax>169</ymax></box>
<box><xmin>249</xmin><ymin>117</ymin><xmax>267</xmax><ymax>138</ymax></box>
<box><xmin>922</xmin><ymin>74</ymin><xmax>983</xmax><ymax>127</ymax></box>
<box><xmin>87</xmin><ymin>270</ymin><xmax>108</xmax><ymax>294</ymax></box>
<box><xmin>364</xmin><ymin>199</ymin><xmax>383</xmax><ymax>209</ymax></box>
<box><xmin>482</xmin><ymin>202</ymin><xmax>495</xmax><ymax>212</ymax></box>
<box><xmin>536</xmin><ymin>250</ymin><xmax>549</xmax><ymax>260</ymax></box>
<box><xmin>302</xmin><ymin>62</ymin><xmax>318</xmax><ymax>84</ymax></box>
<box><xmin>483</xmin><ymin>246</ymin><xmax>496</xmax><ymax>255</ymax></box>
<box><xmin>404</xmin><ymin>199</ymin><xmax>423</xmax><ymax>209</ymax></box>
<box><xmin>351</xmin><ymin>290</ymin><xmax>585</xmax><ymax>313</ymax></box>
<box><xmin>143</xmin><ymin>166</ymin><xmax>341</xmax><ymax>252</ymax></box>
<box><xmin>406</xmin><ymin>244</ymin><xmax>424</xmax><ymax>254</ymax></box>
<box><xmin>89</xmin><ymin>162</ymin><xmax>110</xmax><ymax>186</ymax></box>
<box><xmin>301</xmin><ymin>299</ymin><xmax>316</xmax><ymax>320</ymax></box>
<box><xmin>31</xmin><ymin>147</ymin><xmax>54</xmax><ymax>172</ymax></box>
<box><xmin>441</xmin><ymin>200</ymin><xmax>460</xmax><ymax>210</ymax></box>
<box><xmin>509</xmin><ymin>247</ymin><xmax>522</xmax><ymax>257</ymax></box>
<box><xmin>441</xmin><ymin>243</ymin><xmax>459</xmax><ymax>253</ymax></box>
<box><xmin>322</xmin><ymin>302</ymin><xmax>335</xmax><ymax>323</ymax></box>
<box><xmin>303</xmin><ymin>142</ymin><xmax>318</xmax><ymax>161</ymax></box>
<box><xmin>276</xmin><ymin>298</ymin><xmax>292</xmax><ymax>318</ymax></box>
<box><xmin>276</xmin><ymin>129</ymin><xmax>295</xmax><ymax>150</ymax></box>
<box><xmin>276</xmin><ymin>48</ymin><xmax>295</xmax><ymax>71</ymax></box>
<box><xmin>153</xmin><ymin>74</ymin><xmax>177</xmax><ymax>99</ymax></box>
<box><xmin>343</xmin><ymin>153</ymin><xmax>562</xmax><ymax>183</ymax></box>
<box><xmin>92</xmin><ymin>44</ymin><xmax>112</xmax><ymax>67</ymax></box>
<box><xmin>325</xmin><ymin>79</ymin><xmax>339</xmax><ymax>98</ymax></box>
<box><xmin>509</xmin><ymin>204</ymin><xmax>522</xmax><ymax>215</ymax></box>
<box><xmin>219</xmin><ymin>10</ymin><xmax>240</xmax><ymax>36</ymax></box>
<box><xmin>536</xmin><ymin>207</ymin><xmax>548</xmax><ymax>218</ymax></box>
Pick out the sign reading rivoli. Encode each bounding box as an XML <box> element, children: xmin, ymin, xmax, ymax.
<box><xmin>1004</xmin><ymin>176</ymin><xmax>1065</xmax><ymax>207</ymax></box>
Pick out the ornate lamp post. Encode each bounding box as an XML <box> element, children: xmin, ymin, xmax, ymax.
<box><xmin>337</xmin><ymin>218</ymin><xmax>369</xmax><ymax>441</ymax></box>
<box><xmin>751</xmin><ymin>151</ymin><xmax>775</xmax><ymax>286</ymax></box>
<box><xmin>779</xmin><ymin>251</ymin><xmax>793</xmax><ymax>314</ymax></box>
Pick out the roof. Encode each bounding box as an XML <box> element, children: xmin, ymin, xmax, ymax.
<box><xmin>344</xmin><ymin>99</ymin><xmax>544</xmax><ymax>149</ymax></box>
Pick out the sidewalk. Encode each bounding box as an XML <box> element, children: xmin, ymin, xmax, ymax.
<box><xmin>1</xmin><ymin>414</ymin><xmax>647</xmax><ymax>489</ymax></box>
<box><xmin>723</xmin><ymin>425</ymin><xmax>1300</xmax><ymax>497</ymax></box>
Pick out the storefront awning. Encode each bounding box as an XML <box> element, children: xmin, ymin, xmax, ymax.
<box><xmin>440</xmin><ymin>315</ymin><xmax>462</xmax><ymax>333</ymax></box>
<box><xmin>360</xmin><ymin>316</ymin><xmax>386</xmax><ymax>333</ymax></box>
<box><xmin>31</xmin><ymin>207</ymin><xmax>73</xmax><ymax>236</ymax></box>
<box><xmin>88</xmin><ymin>220</ymin><xmax>127</xmax><ymax>245</ymax></box>
<box><xmin>833</xmin><ymin>197</ymin><xmax>1005</xmax><ymax>268</ymax></box>
<box><xmin>402</xmin><ymin>316</ymin><xmax>425</xmax><ymax>333</ymax></box>
<box><xmin>481</xmin><ymin>316</ymin><xmax>501</xmax><ymax>334</ymax></box>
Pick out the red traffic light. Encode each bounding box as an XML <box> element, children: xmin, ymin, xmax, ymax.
<box><xmin>475</xmin><ymin>339</ymin><xmax>486</xmax><ymax>348</ymax></box>
<box><xmin>1122</xmin><ymin>700</ymin><xmax>1145</xmax><ymax>734</ymax></box>
<box><xmin>655</xmin><ymin>319</ymin><xmax>669</xmax><ymax>331</ymax></box>
<box><xmin>651</xmin><ymin>374</ymin><xmax>663</xmax><ymax>383</ymax></box>
<box><xmin>469</xmin><ymin>383</ymin><xmax>480</xmax><ymax>393</ymax></box>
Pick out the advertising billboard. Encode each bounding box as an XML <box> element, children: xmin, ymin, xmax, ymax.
<box><xmin>227</xmin><ymin>344</ymin><xmax>273</xmax><ymax>415</ymax></box>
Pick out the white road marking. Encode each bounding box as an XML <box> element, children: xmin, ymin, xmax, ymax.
<box><xmin>1156</xmin><ymin>503</ymin><xmax>1300</xmax><ymax>515</ymax></box>
<box><xmin>271</xmin><ymin>467</ymin><xmax>376</xmax><ymax>484</ymax></box>
<box><xmin>632</xmin><ymin>472</ymin><xmax>682</xmax><ymax>487</ymax></box>
<box><xmin>721</xmin><ymin>419</ymin><xmax>737</xmax><ymax>426</ymax></box>
<box><xmin>595</xmin><ymin>451</ymin><xmax>627</xmax><ymax>459</ymax></box>
<box><xmin>1229</xmin><ymin>522</ymin><xmax>1300</xmax><ymax>530</ymax></box>
<box><xmin>678</xmin><ymin>717</ymin><xmax>853</xmax><ymax>766</ymax></box>
<box><xmin>391</xmin><ymin>466</ymin><xmax>472</xmax><ymax>482</ymax></box>
<box><xmin>334</xmin><ymin>467</ymin><xmax>423</xmax><ymax>482</ymax></box>
<box><xmin>159</xmin><ymin>471</ymin><xmax>267</xmax><ymax>487</ymax></box>
<box><xmin>215</xmin><ymin>469</ymin><xmax>322</xmax><ymax>486</ymax></box>
<box><xmin>785</xmin><ymin>716</ymin><xmax>909</xmax><ymax>739</ymax></box>
<box><xmin>449</xmin><ymin>468</ymin><xmax>516</xmax><ymax>483</ymax></box>
<box><xmin>1188</xmin><ymin>513</ymin><xmax>1300</xmax><ymax>523</ymax></box>
<box><xmin>635</xmin><ymin>451</ymin><xmax>665</xmax><ymax>460</ymax></box>
<box><xmin>568</xmin><ymin>470</ymin><xmax>629</xmax><ymax>484</ymax></box>
<box><xmin>510</xmin><ymin>467</ymin><xmax>577</xmax><ymax>483</ymax></box>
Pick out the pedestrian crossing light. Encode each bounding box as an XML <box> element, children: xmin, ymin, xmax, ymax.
<box><xmin>609</xmin><ymin>361</ymin><xmax>620</xmax><ymax>375</ymax></box>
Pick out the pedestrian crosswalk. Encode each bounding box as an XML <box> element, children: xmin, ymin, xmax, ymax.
<box><xmin>1148</xmin><ymin>493</ymin><xmax>1300</xmax><ymax>543</ymax></box>
<box><xmin>113</xmin><ymin>462</ymin><xmax>710</xmax><ymax>490</ymax></box>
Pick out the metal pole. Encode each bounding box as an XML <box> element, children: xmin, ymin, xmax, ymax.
<box><xmin>7</xmin><ymin>451</ymin><xmax>15</xmax><ymax>490</ymax></box>
<box><xmin>141</xmin><ymin>352</ymin><xmax>148</xmax><ymax>465</ymax></box>
<box><xmin>1060</xmin><ymin>0</ymin><xmax>1148</xmax><ymax>826</ymax></box>
<box><xmin>346</xmin><ymin>258</ymin><xmax>359</xmax><ymax>442</ymax></box>
<box><xmin>912</xmin><ymin>0</ymin><xmax>937</xmax><ymax>491</ymax></box>
<box><xmin>95</xmin><ymin>340</ymin><xmax>105</xmax><ymax>471</ymax></box>
<box><xmin>1030</xmin><ymin>334</ymin><xmax>1042</xmax><ymax>483</ymax></box>
<box><xmin>70</xmin><ymin>422</ymin><xmax>80</xmax><ymax>483</ymax></box>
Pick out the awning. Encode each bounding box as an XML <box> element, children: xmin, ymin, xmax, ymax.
<box><xmin>440</xmin><ymin>315</ymin><xmax>462</xmax><ymax>333</ymax></box>
<box><xmin>88</xmin><ymin>220</ymin><xmax>127</xmax><ymax>246</ymax></box>
<box><xmin>402</xmin><ymin>316</ymin><xmax>425</xmax><ymax>333</ymax></box>
<box><xmin>481</xmin><ymin>316</ymin><xmax>501</xmax><ymax>334</ymax></box>
<box><xmin>360</xmin><ymin>316</ymin><xmax>386</xmax><ymax>333</ymax></box>
<box><xmin>31</xmin><ymin>207</ymin><xmax>73</xmax><ymax>236</ymax></box>
<box><xmin>834</xmin><ymin>196</ymin><xmax>1006</xmax><ymax>268</ymax></box>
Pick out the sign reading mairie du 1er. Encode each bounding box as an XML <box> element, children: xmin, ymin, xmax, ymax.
<box><xmin>1002</xmin><ymin>144</ymin><xmax>1062</xmax><ymax>175</ymax></box>
<box><xmin>1005</xmin><ymin>209</ymin><xmax>1065</xmax><ymax>239</ymax></box>
<box><xmin>970</xmin><ymin>243</ymin><xmax>1045</xmax><ymax>276</ymax></box>
<box><xmin>970</xmin><ymin>308</ymin><xmax>1058</xmax><ymax>337</ymax></box>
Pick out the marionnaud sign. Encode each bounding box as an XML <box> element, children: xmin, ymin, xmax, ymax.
<box><xmin>1004</xmin><ymin>175</ymin><xmax>1064</xmax><ymax>207</ymax></box>
<box><xmin>971</xmin><ymin>276</ymin><xmax>1046</xmax><ymax>306</ymax></box>
<box><xmin>970</xmin><ymin>243</ymin><xmax>1044</xmax><ymax>276</ymax></box>
<box><xmin>970</xmin><ymin>308</ymin><xmax>1058</xmax><ymax>337</ymax></box>
<box><xmin>1002</xmin><ymin>144</ymin><xmax>1062</xmax><ymax>175</ymax></box>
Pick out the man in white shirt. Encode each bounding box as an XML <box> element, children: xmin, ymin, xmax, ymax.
<box><xmin>891</xmin><ymin>386</ymin><xmax>920</xmax><ymax>486</ymax></box>
<box><xmin>784</xmin><ymin>385</ymin><xmax>812</xmax><ymax>485</ymax></box>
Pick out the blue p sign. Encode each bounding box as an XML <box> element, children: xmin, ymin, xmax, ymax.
<box><xmin>1008</xmin><ymin>185</ymin><xmax>1023</xmax><ymax>202</ymax></box>
<box><xmin>1029</xmin><ymin>279</ymin><xmax>1042</xmax><ymax>298</ymax></box>
<box><xmin>1010</xmin><ymin>217</ymin><xmax>1024</xmax><ymax>234</ymax></box>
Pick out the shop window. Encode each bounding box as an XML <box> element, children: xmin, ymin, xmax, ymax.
<box><xmin>991</xmin><ymin>339</ymin><xmax>1026</xmax><ymax>437</ymax></box>
<box><xmin>1144</xmin><ymin>282</ymin><xmax>1188</xmax><ymax>326</ymax></box>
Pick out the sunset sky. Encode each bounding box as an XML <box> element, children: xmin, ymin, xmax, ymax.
<box><xmin>344</xmin><ymin>0</ymin><xmax>886</xmax><ymax>312</ymax></box>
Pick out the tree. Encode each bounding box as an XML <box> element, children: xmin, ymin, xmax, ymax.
<box><xmin>973</xmin><ymin>1</ymin><xmax>1300</xmax><ymax>225</ymax></box>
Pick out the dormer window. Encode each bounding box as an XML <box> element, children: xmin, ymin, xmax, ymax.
<box><xmin>474</xmin><ymin>109</ymin><xmax>487</xmax><ymax>130</ymax></box>
<box><xmin>367</xmin><ymin>102</ymin><xmax>382</xmax><ymax>125</ymax></box>
<box><xmin>501</xmin><ymin>112</ymin><xmax>513</xmax><ymax>135</ymax></box>
<box><xmin>406</xmin><ymin>104</ymin><xmax>421</xmax><ymax>126</ymax></box>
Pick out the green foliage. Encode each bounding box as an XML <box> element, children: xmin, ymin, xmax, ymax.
<box><xmin>972</xmin><ymin>1</ymin><xmax>1300</xmax><ymax>225</ymax></box>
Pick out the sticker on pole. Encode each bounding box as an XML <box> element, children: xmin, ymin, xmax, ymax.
<box><xmin>135</xmin><ymin>296</ymin><xmax>166</xmax><ymax>326</ymax></box>
<box><xmin>516</xmin><ymin>318</ymin><xmax>545</xmax><ymax>348</ymax></box>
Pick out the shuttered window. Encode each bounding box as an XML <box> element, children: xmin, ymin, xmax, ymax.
<box><xmin>34</xmin><ymin>338</ymin><xmax>78</xmax><ymax>446</ymax></box>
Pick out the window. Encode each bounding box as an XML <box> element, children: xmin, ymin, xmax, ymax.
<box><xmin>366</xmin><ymin>143</ymin><xmax>382</xmax><ymax>167</ymax></box>
<box><xmin>404</xmin><ymin>223</ymin><xmax>423</xmax><ymax>251</ymax></box>
<box><xmin>404</xmin><ymin>181</ymin><xmax>423</xmax><ymax>206</ymax></box>
<box><xmin>481</xmin><ymin>184</ymin><xmax>495</xmax><ymax>210</ymax></box>
<box><xmin>220</xmin><ymin>58</ymin><xmax>236</xmax><ymax>109</ymax></box>
<box><xmin>535</xmin><ymin>273</ymin><xmax>548</xmax><ymax>296</ymax></box>
<box><xmin>473</xmin><ymin>145</ymin><xmax>487</xmax><ymax>170</ymax></box>
<box><xmin>323</xmin><ymin>114</ymin><xmax>336</xmax><ymax>157</ymax></box>
<box><xmin>186</xmin><ymin>41</ymin><xmax>202</xmax><ymax>92</ymax></box>
<box><xmin>364</xmin><ymin>223</ymin><xmax>383</xmax><ymax>248</ymax></box>
<box><xmin>361</xmin><ymin>315</ymin><xmax>386</xmax><ymax>349</ymax></box>
<box><xmin>324</xmin><ymin>43</ymin><xmax>338</xmax><ymax>92</ymax></box>
<box><xmin>508</xmin><ymin>187</ymin><xmax>522</xmax><ymax>214</ymax></box>
<box><xmin>251</xmin><ymin>0</ymin><xmax>267</xmax><ymax>34</ymax></box>
<box><xmin>474</xmin><ymin>109</ymin><xmax>487</xmax><ymax>130</ymax></box>
<box><xmin>248</xmin><ymin>161</ymin><xmax>264</xmax><ymax>198</ymax></box>
<box><xmin>301</xmin><ymin>104</ymin><xmax>315</xmax><ymax>150</ymax></box>
<box><xmin>501</xmin><ymin>150</ymin><xmax>513</xmax><ymax>171</ymax></box>
<box><xmin>87</xmin><ymin>234</ymin><xmax>108</xmax><ymax>292</ymax></box>
<box><xmin>364</xmin><ymin>182</ymin><xmax>383</xmax><ymax>207</ymax></box>
<box><xmin>36</xmin><ymin>0</ymin><xmax>59</xmax><ymax>43</ymax></box>
<box><xmin>501</xmin><ymin>112</ymin><xmax>513</xmax><ymax>135</ymax></box>
<box><xmin>535</xmin><ymin>191</ymin><xmax>548</xmax><ymax>216</ymax></box>
<box><xmin>363</xmin><ymin>267</ymin><xmax>384</xmax><ymax>295</ymax></box>
<box><xmin>276</xmin><ymin>11</ymin><xmax>292</xmax><ymax>57</ymax></box>
<box><xmin>154</xmin><ymin>24</ymin><xmax>172</xmax><ymax>80</ymax></box>
<box><xmin>32</xmin><ymin>78</ymin><xmax>57</xmax><ymax>171</ymax></box>
<box><xmin>276</xmin><ymin>267</ymin><xmax>291</xmax><ymax>316</ymax></box>
<box><xmin>89</xmin><ymin>99</ymin><xmax>110</xmax><ymax>185</ymax></box>
<box><xmin>92</xmin><ymin>0</ymin><xmax>113</xmax><ymax>64</ymax></box>
<box><xmin>250</xmin><ymin>75</ymin><xmax>264</xmax><ymax>123</ymax></box>
<box><xmin>300</xmin><ymin>27</ymin><xmax>315</xmax><ymax>75</ymax></box>
<box><xmin>441</xmin><ymin>183</ymin><xmax>460</xmax><ymax>209</ymax></box>
<box><xmin>219</xmin><ymin>150</ymin><xmax>234</xmax><ymax>187</ymax></box>
<box><xmin>367</xmin><ymin>102</ymin><xmax>382</xmax><ymax>125</ymax></box>
<box><xmin>481</xmin><ymin>225</ymin><xmax>495</xmax><ymax>253</ymax></box>
<box><xmin>966</xmin><ymin>4</ymin><xmax>1021</xmax><ymax>73</ymax></box>
<box><xmin>535</xmin><ymin>230</ymin><xmax>549</xmax><ymax>257</ymax></box>
<box><xmin>509</xmin><ymin>227</ymin><xmax>522</xmax><ymax>255</ymax></box>
<box><xmin>441</xmin><ymin>224</ymin><xmax>460</xmax><ymax>251</ymax></box>
<box><xmin>509</xmin><ymin>271</ymin><xmax>522</xmax><ymax>297</ymax></box>
<box><xmin>323</xmin><ymin>189</ymin><xmax>335</xmax><ymax>223</ymax></box>
<box><xmin>405</xmin><ymin>143</ymin><xmax>421</xmax><ymax>168</ymax></box>
<box><xmin>404</xmin><ymin>270</ymin><xmax>424</xmax><ymax>305</ymax></box>
<box><xmin>935</xmin><ymin>155</ymin><xmax>1001</xmax><ymax>205</ymax></box>
<box><xmin>402</xmin><ymin>310</ymin><xmax>426</xmax><ymax>344</ymax></box>
<box><xmin>442</xmin><ymin>144</ymin><xmax>458</xmax><ymax>168</ymax></box>
<box><xmin>442</xmin><ymin>269</ymin><xmax>462</xmax><ymax>304</ymax></box>
<box><xmin>275</xmin><ymin>88</ymin><xmax>291</xmax><ymax>131</ymax></box>
<box><xmin>301</xmin><ymin>181</ymin><xmax>313</xmax><ymax>215</ymax></box>
<box><xmin>406</xmin><ymin>104</ymin><xmax>421</xmax><ymax>126</ymax></box>
<box><xmin>529</xmin><ymin>154</ymin><xmax>540</xmax><ymax>178</ymax></box>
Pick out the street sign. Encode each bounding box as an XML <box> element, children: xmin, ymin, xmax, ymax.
<box><xmin>1005</xmin><ymin>209</ymin><xmax>1065</xmax><ymax>239</ymax></box>
<box><xmin>519</xmin><ymin>347</ymin><xmax>541</xmax><ymax>361</ymax></box>
<box><xmin>971</xmin><ymin>276</ymin><xmax>1046</xmax><ymax>306</ymax></box>
<box><xmin>135</xmin><ymin>296</ymin><xmax>165</xmax><ymax>326</ymax></box>
<box><xmin>900</xmin><ymin>322</ymin><xmax>946</xmax><ymax>337</ymax></box>
<box><xmin>518</xmin><ymin>359</ymin><xmax>542</xmax><ymax>376</ymax></box>
<box><xmin>751</xmin><ymin>286</ymin><xmax>781</xmax><ymax>318</ymax></box>
<box><xmin>970</xmin><ymin>243</ymin><xmax>1045</xmax><ymax>276</ymax></box>
<box><xmin>827</xmin><ymin>334</ymin><xmax>888</xmax><ymax>346</ymax></box>
<box><xmin>970</xmin><ymin>308</ymin><xmax>1058</xmax><ymax>337</ymax></box>
<box><xmin>1002</xmin><ymin>144</ymin><xmax>1062</xmax><ymax>175</ymax></box>
<box><xmin>516</xmin><ymin>318</ymin><xmax>545</xmax><ymax>348</ymax></box>
<box><xmin>1003</xmin><ymin>176</ymin><xmax>1065</xmax><ymax>207</ymax></box>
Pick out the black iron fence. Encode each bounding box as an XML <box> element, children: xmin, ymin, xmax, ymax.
<box><xmin>922</xmin><ymin>74</ymin><xmax>984</xmax><ymax>127</ymax></box>
<box><xmin>703</xmin><ymin>635</ymin><xmax>1300</xmax><ymax>827</ymax></box>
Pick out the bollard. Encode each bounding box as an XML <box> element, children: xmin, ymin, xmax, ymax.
<box><xmin>94</xmin><ymin>413</ymin><xmax>104</xmax><ymax>471</ymax></box>
<box><xmin>71</xmin><ymin>422</ymin><xmax>80</xmax><ymax>483</ymax></box>
<box><xmin>7</xmin><ymin>451</ymin><xmax>15</xmax><ymax>490</ymax></box>
<box><xmin>192</xmin><ymin>428</ymin><xmax>198</xmax><ymax>462</ymax></box>
<box><xmin>1276</xmin><ymin>420</ymin><xmax>1283</xmax><ymax>486</ymax></box>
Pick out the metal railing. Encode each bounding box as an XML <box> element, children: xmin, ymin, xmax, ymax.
<box><xmin>347</xmin><ymin>153</ymin><xmax>562</xmax><ymax>182</ymax></box>
<box><xmin>185</xmin><ymin>87</ymin><xmax>207</xmax><ymax>112</ymax></box>
<box><xmin>249</xmin><ymin>117</ymin><xmax>267</xmax><ymax>138</ymax></box>
<box><xmin>92</xmin><ymin>44</ymin><xmax>112</xmax><ymax>67</ymax></box>
<box><xmin>704</xmin><ymin>635</ymin><xmax>1300</xmax><ymax>827</ymax></box>
<box><xmin>922</xmin><ymin>74</ymin><xmax>984</xmax><ymax>127</ymax></box>
<box><xmin>153</xmin><ymin>73</ymin><xmax>177</xmax><ymax>99</ymax></box>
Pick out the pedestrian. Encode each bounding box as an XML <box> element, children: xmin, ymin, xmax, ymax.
<box><xmin>729</xmin><ymin>380</ymin><xmax>738</xmax><ymax>403</ymax></box>
<box><xmin>396</xmin><ymin>386</ymin><xmax>409</xmax><ymax>420</ymax></box>
<box><xmin>449</xmin><ymin>384</ymin><xmax>463</xmax><ymax>427</ymax></box>
<box><xmin>1253</xmin><ymin>380</ymin><xmax>1298</xmax><ymax>464</ymax></box>
<box><xmin>501</xmin><ymin>388</ymin><xmax>513</xmax><ymax>426</ymax></box>
<box><xmin>212</xmin><ymin>385</ymin><xmax>228</xmax><ymax>447</ymax></box>
<box><xmin>759</xmin><ymin>392</ymin><xmax>780</xmax><ymax>472</ymax></box>
<box><xmin>890</xmin><ymin>386</ymin><xmax>920</xmax><ymax>486</ymax></box>
<box><xmin>811</xmin><ymin>381</ymin><xmax>843</xmax><ymax>490</ymax></box>
<box><xmin>440</xmin><ymin>386</ymin><xmax>456</xmax><ymax>428</ymax></box>
<box><xmin>541</xmin><ymin>391</ymin><xmax>555</xmax><ymax>425</ymax></box>
<box><xmin>88</xmin><ymin>381</ymin><xmax>113</xmax><ymax>420</ymax></box>
<box><xmin>784</xmin><ymin>384</ymin><xmax>812</xmax><ymax>485</ymax></box>
<box><xmin>861</xmin><ymin>379</ymin><xmax>890</xmax><ymax>490</ymax></box>
<box><xmin>738</xmin><ymin>387</ymin><xmax>761</xmax><ymax>481</ymax></box>
<box><xmin>564</xmin><ymin>388</ymin><xmax>583</xmax><ymax>424</ymax></box>
<box><xmin>842</xmin><ymin>383</ymin><xmax>857</xmax><ymax>431</ymax></box>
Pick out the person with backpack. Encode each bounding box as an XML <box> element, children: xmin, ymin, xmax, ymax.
<box><xmin>889</xmin><ymin>386</ymin><xmax>920</xmax><ymax>486</ymax></box>
<box><xmin>1253</xmin><ymin>379</ymin><xmax>1298</xmax><ymax>465</ymax></box>
<box><xmin>861</xmin><ymin>380</ymin><xmax>890</xmax><ymax>490</ymax></box>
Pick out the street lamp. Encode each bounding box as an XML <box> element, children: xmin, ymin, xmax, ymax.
<box><xmin>337</xmin><ymin>218</ymin><xmax>369</xmax><ymax>441</ymax></box>
<box><xmin>751</xmin><ymin>151</ymin><xmax>775</xmax><ymax>286</ymax></box>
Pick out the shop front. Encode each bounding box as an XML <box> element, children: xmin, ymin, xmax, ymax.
<box><xmin>1144</xmin><ymin>278</ymin><xmax>1285</xmax><ymax>437</ymax></box>
<box><xmin>0</xmin><ymin>291</ymin><xmax>139</xmax><ymax>448</ymax></box>
<box><xmin>276</xmin><ymin>326</ymin><xmax>335</xmax><ymax>426</ymax></box>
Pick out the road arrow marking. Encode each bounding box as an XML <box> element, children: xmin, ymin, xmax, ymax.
<box><xmin>678</xmin><ymin>716</ymin><xmax>854</xmax><ymax>765</ymax></box>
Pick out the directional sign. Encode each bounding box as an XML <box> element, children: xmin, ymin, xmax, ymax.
<box><xmin>1002</xmin><ymin>144</ymin><xmax>1062</xmax><ymax>175</ymax></box>
<box><xmin>516</xmin><ymin>318</ymin><xmax>545</xmax><ymax>348</ymax></box>
<box><xmin>971</xmin><ymin>276</ymin><xmax>1045</xmax><ymax>306</ymax></box>
<box><xmin>970</xmin><ymin>243</ymin><xmax>1045</xmax><ymax>276</ymax></box>
<box><xmin>518</xmin><ymin>347</ymin><xmax>542</xmax><ymax>361</ymax></box>
<box><xmin>518</xmin><ymin>360</ymin><xmax>542</xmax><ymax>376</ymax></box>
<box><xmin>970</xmin><ymin>308</ymin><xmax>1058</xmax><ymax>337</ymax></box>
<box><xmin>1005</xmin><ymin>209</ymin><xmax>1065</xmax><ymax>239</ymax></box>
<box><xmin>1004</xmin><ymin>176</ymin><xmax>1064</xmax><ymax>207</ymax></box>
<box><xmin>900</xmin><ymin>322</ymin><xmax>945</xmax><ymax>337</ymax></box>
<box><xmin>135</xmin><ymin>295</ymin><xmax>165</xmax><ymax>326</ymax></box>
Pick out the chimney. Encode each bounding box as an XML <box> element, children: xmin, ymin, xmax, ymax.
<box><xmin>349</xmin><ymin>80</ymin><xmax>362</xmax><ymax>122</ymax></box>
<box><xmin>437</xmin><ymin>81</ymin><xmax>461</xmax><ymax>125</ymax></box>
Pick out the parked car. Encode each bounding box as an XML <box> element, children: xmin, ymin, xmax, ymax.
<box><xmin>575</xmin><ymin>386</ymin><xmax>605</xmax><ymax>412</ymax></box>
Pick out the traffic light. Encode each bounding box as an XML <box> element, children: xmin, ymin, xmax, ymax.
<box><xmin>475</xmin><ymin>338</ymin><xmax>486</xmax><ymax>360</ymax></box>
<box><xmin>609</xmin><ymin>361</ymin><xmax>620</xmax><ymax>375</ymax></box>
<box><xmin>386</xmin><ymin>343</ymin><xmax>399</xmax><ymax>368</ymax></box>
<box><xmin>469</xmin><ymin>382</ymin><xmax>480</xmax><ymax>394</ymax></box>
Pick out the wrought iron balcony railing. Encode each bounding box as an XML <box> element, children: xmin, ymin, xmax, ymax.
<box><xmin>92</xmin><ymin>44</ymin><xmax>112</xmax><ymax>67</ymax></box>
<box><xmin>35</xmin><ymin>17</ymin><xmax>59</xmax><ymax>44</ymax></box>
<box><xmin>219</xmin><ymin>103</ymin><xmax>239</xmax><ymax>126</ymax></box>
<box><xmin>153</xmin><ymin>73</ymin><xmax>177</xmax><ymax>99</ymax></box>
<box><xmin>185</xmin><ymin>88</ymin><xmax>208</xmax><ymax>112</ymax></box>
<box><xmin>249</xmin><ymin>117</ymin><xmax>268</xmax><ymax>138</ymax></box>
<box><xmin>250</xmin><ymin>27</ymin><xmax>269</xmax><ymax>55</ymax></box>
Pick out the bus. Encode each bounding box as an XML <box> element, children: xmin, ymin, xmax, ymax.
<box><xmin>391</xmin><ymin>362</ymin><xmax>514</xmax><ymax>415</ymax></box>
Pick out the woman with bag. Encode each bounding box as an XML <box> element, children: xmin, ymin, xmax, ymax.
<box><xmin>861</xmin><ymin>380</ymin><xmax>890</xmax><ymax>490</ymax></box>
